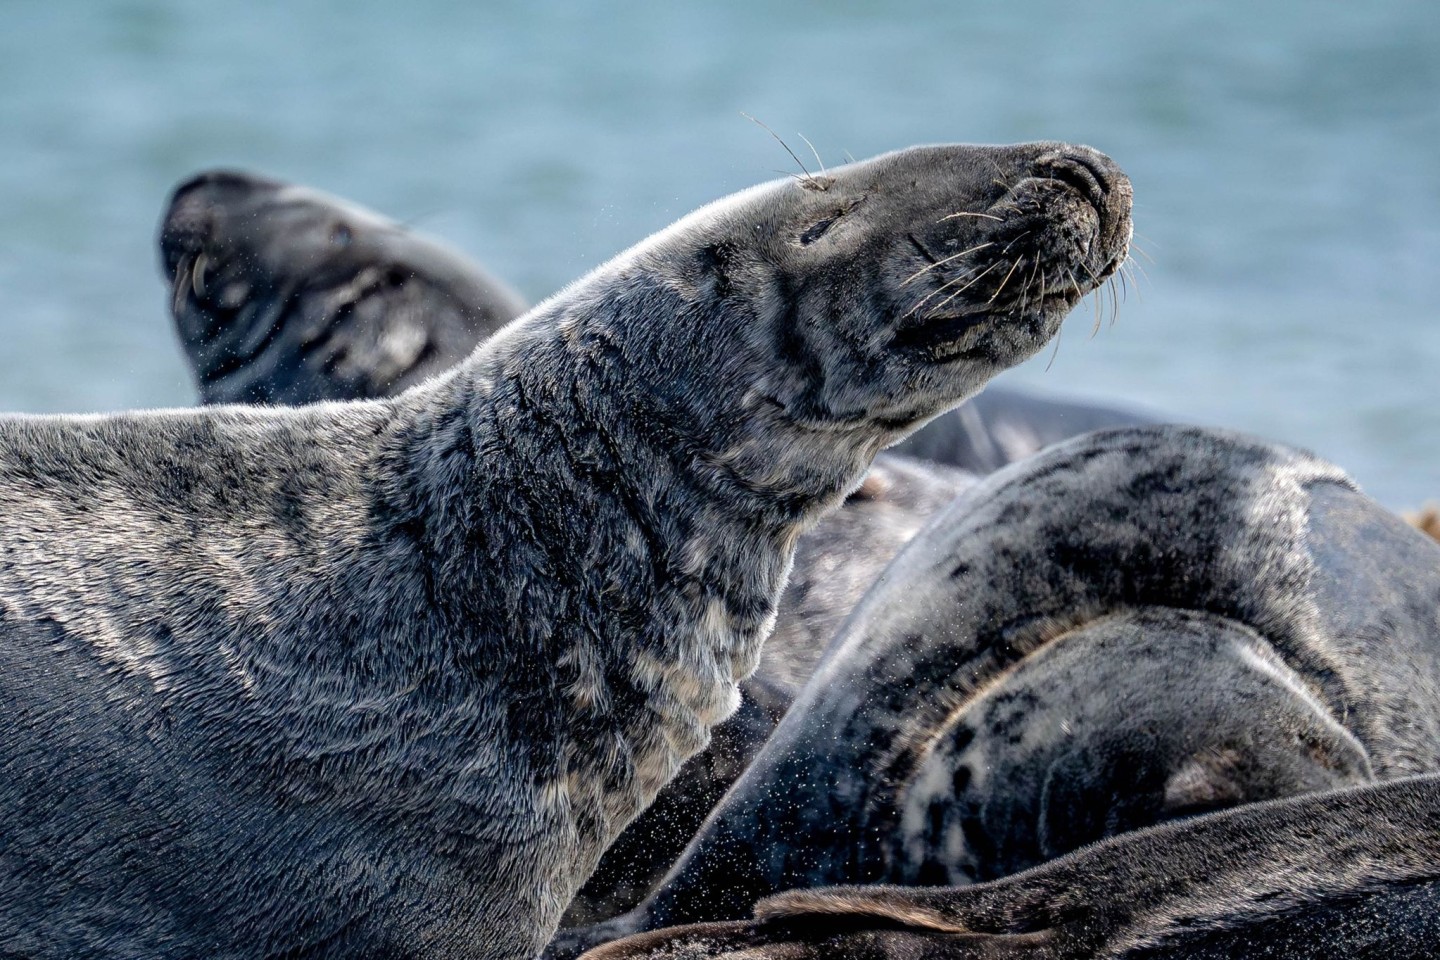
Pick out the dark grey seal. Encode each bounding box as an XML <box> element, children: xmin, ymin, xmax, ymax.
<box><xmin>155</xmin><ymin>168</ymin><xmax>976</xmax><ymax>924</ymax></box>
<box><xmin>160</xmin><ymin>169</ymin><xmax>528</xmax><ymax>404</ymax></box>
<box><xmin>582</xmin><ymin>773</ymin><xmax>1440</xmax><ymax>958</ymax></box>
<box><xmin>551</xmin><ymin>425</ymin><xmax>1440</xmax><ymax>955</ymax></box>
<box><xmin>0</xmin><ymin>141</ymin><xmax>1132</xmax><ymax>959</ymax></box>
<box><xmin>156</xmin><ymin>167</ymin><xmax>1162</xmax><ymax>925</ymax></box>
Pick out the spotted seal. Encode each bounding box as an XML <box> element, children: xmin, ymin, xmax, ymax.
<box><xmin>159</xmin><ymin>169</ymin><xmax>527</xmax><ymax>404</ymax></box>
<box><xmin>583</xmin><ymin>774</ymin><xmax>1440</xmax><ymax>958</ymax></box>
<box><xmin>0</xmin><ymin>141</ymin><xmax>1132</xmax><ymax>959</ymax></box>
<box><xmin>551</xmin><ymin>425</ymin><xmax>1440</xmax><ymax>955</ymax></box>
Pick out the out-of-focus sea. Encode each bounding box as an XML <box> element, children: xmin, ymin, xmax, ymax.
<box><xmin>0</xmin><ymin>1</ymin><xmax>1436</xmax><ymax>506</ymax></box>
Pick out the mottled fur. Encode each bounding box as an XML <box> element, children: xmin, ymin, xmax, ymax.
<box><xmin>158</xmin><ymin>168</ymin><xmax>1168</xmax><ymax>925</ymax></box>
<box><xmin>554</xmin><ymin>426</ymin><xmax>1440</xmax><ymax>955</ymax></box>
<box><xmin>576</xmin><ymin>453</ymin><xmax>973</xmax><ymax>924</ymax></box>
<box><xmin>1</xmin><ymin>143</ymin><xmax>1132</xmax><ymax>958</ymax></box>
<box><xmin>586</xmin><ymin>775</ymin><xmax>1440</xmax><ymax>958</ymax></box>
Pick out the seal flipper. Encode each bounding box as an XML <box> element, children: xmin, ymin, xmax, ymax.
<box><xmin>579</xmin><ymin>917</ymin><xmax>1034</xmax><ymax>960</ymax></box>
<box><xmin>737</xmin><ymin>774</ymin><xmax>1440</xmax><ymax>959</ymax></box>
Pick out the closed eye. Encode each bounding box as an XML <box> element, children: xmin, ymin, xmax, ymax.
<box><xmin>798</xmin><ymin>196</ymin><xmax>866</xmax><ymax>246</ymax></box>
<box><xmin>799</xmin><ymin>218</ymin><xmax>835</xmax><ymax>245</ymax></box>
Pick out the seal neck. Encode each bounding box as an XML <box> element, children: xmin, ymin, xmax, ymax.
<box><xmin>381</xmin><ymin>306</ymin><xmax>871</xmax><ymax>902</ymax></box>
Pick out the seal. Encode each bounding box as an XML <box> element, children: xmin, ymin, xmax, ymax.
<box><xmin>159</xmin><ymin>170</ymin><xmax>1177</xmax><ymax>924</ymax></box>
<box><xmin>581</xmin><ymin>774</ymin><xmax>1440</xmax><ymax>958</ymax></box>
<box><xmin>572</xmin><ymin>452</ymin><xmax>973</xmax><ymax>923</ymax></box>
<box><xmin>550</xmin><ymin>425</ymin><xmax>1440</xmax><ymax>955</ymax></box>
<box><xmin>159</xmin><ymin>169</ymin><xmax>528</xmax><ymax>404</ymax></box>
<box><xmin>0</xmin><ymin>141</ymin><xmax>1132</xmax><ymax>959</ymax></box>
<box><xmin>154</xmin><ymin>170</ymin><xmax>977</xmax><ymax>922</ymax></box>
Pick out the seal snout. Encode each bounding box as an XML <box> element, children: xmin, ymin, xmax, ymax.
<box><xmin>159</xmin><ymin>170</ymin><xmax>281</xmax><ymax>279</ymax></box>
<box><xmin>1035</xmin><ymin>147</ymin><xmax>1124</xmax><ymax>200</ymax></box>
<box><xmin>1031</xmin><ymin>145</ymin><xmax>1133</xmax><ymax>277</ymax></box>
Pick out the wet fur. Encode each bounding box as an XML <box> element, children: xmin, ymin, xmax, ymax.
<box><xmin>2</xmin><ymin>143</ymin><xmax>1131</xmax><ymax>958</ymax></box>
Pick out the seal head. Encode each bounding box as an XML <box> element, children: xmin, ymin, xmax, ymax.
<box><xmin>160</xmin><ymin>170</ymin><xmax>527</xmax><ymax>404</ymax></box>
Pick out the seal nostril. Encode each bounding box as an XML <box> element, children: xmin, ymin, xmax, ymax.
<box><xmin>1041</xmin><ymin>158</ymin><xmax>1106</xmax><ymax>208</ymax></box>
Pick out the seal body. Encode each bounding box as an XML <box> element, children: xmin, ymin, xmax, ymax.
<box><xmin>585</xmin><ymin>774</ymin><xmax>1440</xmax><ymax>958</ymax></box>
<box><xmin>551</xmin><ymin>425</ymin><xmax>1440</xmax><ymax>955</ymax></box>
<box><xmin>160</xmin><ymin>170</ymin><xmax>528</xmax><ymax>404</ymax></box>
<box><xmin>569</xmin><ymin>452</ymin><xmax>974</xmax><ymax>923</ymax></box>
<box><xmin>0</xmin><ymin>142</ymin><xmax>1132</xmax><ymax>959</ymax></box>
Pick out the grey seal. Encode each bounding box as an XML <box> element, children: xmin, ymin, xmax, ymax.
<box><xmin>154</xmin><ymin>168</ymin><xmax>977</xmax><ymax>923</ymax></box>
<box><xmin>155</xmin><ymin>167</ymin><xmax>1167</xmax><ymax>925</ymax></box>
<box><xmin>582</xmin><ymin>773</ymin><xmax>1440</xmax><ymax>958</ymax></box>
<box><xmin>159</xmin><ymin>169</ymin><xmax>527</xmax><ymax>404</ymax></box>
<box><xmin>551</xmin><ymin>425</ymin><xmax>1440</xmax><ymax>954</ymax></box>
<box><xmin>574</xmin><ymin>452</ymin><xmax>973</xmax><ymax>924</ymax></box>
<box><xmin>0</xmin><ymin>141</ymin><xmax>1132</xmax><ymax>959</ymax></box>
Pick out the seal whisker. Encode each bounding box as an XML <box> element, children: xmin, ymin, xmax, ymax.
<box><xmin>1044</xmin><ymin>304</ymin><xmax>1065</xmax><ymax>372</ymax></box>
<box><xmin>796</xmin><ymin>133</ymin><xmax>827</xmax><ymax>177</ymax></box>
<box><xmin>1119</xmin><ymin>261</ymin><xmax>1144</xmax><ymax>303</ymax></box>
<box><xmin>999</xmin><ymin>231</ymin><xmax>1032</xmax><ymax>256</ymax></box>
<box><xmin>741</xmin><ymin>111</ymin><xmax>816</xmax><ymax>186</ymax></box>
<box><xmin>937</xmin><ymin>211</ymin><xmax>1004</xmax><ymax>224</ymax></box>
<box><xmin>984</xmin><ymin>156</ymin><xmax>1015</xmax><ymax>190</ymax></box>
<box><xmin>922</xmin><ymin>262</ymin><xmax>1002</xmax><ymax>317</ymax></box>
<box><xmin>904</xmin><ymin>262</ymin><xmax>992</xmax><ymax>318</ymax></box>
<box><xmin>986</xmin><ymin>258</ymin><xmax>1023</xmax><ymax>305</ymax></box>
<box><xmin>1015</xmin><ymin>263</ymin><xmax>1039</xmax><ymax>317</ymax></box>
<box><xmin>900</xmin><ymin>242</ymin><xmax>995</xmax><ymax>287</ymax></box>
<box><xmin>1122</xmin><ymin>254</ymin><xmax>1151</xmax><ymax>287</ymax></box>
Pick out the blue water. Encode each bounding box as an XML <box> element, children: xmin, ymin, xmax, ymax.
<box><xmin>1</xmin><ymin>0</ymin><xmax>1436</xmax><ymax>506</ymax></box>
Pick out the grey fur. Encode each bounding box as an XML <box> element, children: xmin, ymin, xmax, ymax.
<box><xmin>552</xmin><ymin>425</ymin><xmax>1440</xmax><ymax>955</ymax></box>
<box><xmin>0</xmin><ymin>142</ymin><xmax>1131</xmax><ymax>959</ymax></box>
<box><xmin>160</xmin><ymin>169</ymin><xmax>527</xmax><ymax>404</ymax></box>
<box><xmin>157</xmin><ymin>167</ymin><xmax>1164</xmax><ymax>925</ymax></box>
<box><xmin>571</xmin><ymin>453</ymin><xmax>973</xmax><ymax>925</ymax></box>
<box><xmin>581</xmin><ymin>774</ymin><xmax>1440</xmax><ymax>958</ymax></box>
<box><xmin>155</xmin><ymin>168</ymin><xmax>977</xmax><ymax>923</ymax></box>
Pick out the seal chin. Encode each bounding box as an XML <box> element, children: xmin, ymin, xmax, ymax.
<box><xmin>888</xmin><ymin>310</ymin><xmax>994</xmax><ymax>362</ymax></box>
